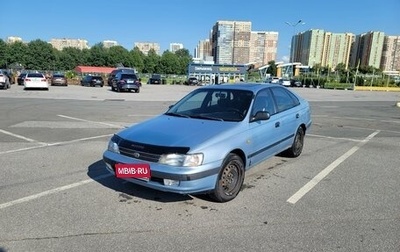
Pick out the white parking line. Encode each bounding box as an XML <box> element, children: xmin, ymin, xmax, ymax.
<box><xmin>0</xmin><ymin>129</ymin><xmax>46</xmax><ymax>144</ymax></box>
<box><xmin>0</xmin><ymin>174</ymin><xmax>112</xmax><ymax>210</ymax></box>
<box><xmin>58</xmin><ymin>114</ymin><xmax>125</xmax><ymax>128</ymax></box>
<box><xmin>0</xmin><ymin>134</ymin><xmax>112</xmax><ymax>154</ymax></box>
<box><xmin>287</xmin><ymin>130</ymin><xmax>380</xmax><ymax>204</ymax></box>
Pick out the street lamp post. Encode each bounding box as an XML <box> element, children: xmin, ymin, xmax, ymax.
<box><xmin>285</xmin><ymin>20</ymin><xmax>305</xmax><ymax>78</ymax></box>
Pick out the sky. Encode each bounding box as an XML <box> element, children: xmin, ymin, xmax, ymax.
<box><xmin>1</xmin><ymin>0</ymin><xmax>399</xmax><ymax>63</ymax></box>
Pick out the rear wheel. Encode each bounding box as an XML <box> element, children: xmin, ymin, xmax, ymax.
<box><xmin>210</xmin><ymin>153</ymin><xmax>244</xmax><ymax>202</ymax></box>
<box><xmin>284</xmin><ymin>126</ymin><xmax>305</xmax><ymax>157</ymax></box>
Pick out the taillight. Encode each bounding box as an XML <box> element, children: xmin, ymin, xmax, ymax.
<box><xmin>25</xmin><ymin>78</ymin><xmax>31</xmax><ymax>81</ymax></box>
<box><xmin>41</xmin><ymin>79</ymin><xmax>47</xmax><ymax>82</ymax></box>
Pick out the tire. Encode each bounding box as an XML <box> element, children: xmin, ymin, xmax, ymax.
<box><xmin>210</xmin><ymin>153</ymin><xmax>245</xmax><ymax>202</ymax></box>
<box><xmin>284</xmin><ymin>126</ymin><xmax>305</xmax><ymax>157</ymax></box>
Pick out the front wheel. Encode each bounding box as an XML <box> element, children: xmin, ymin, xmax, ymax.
<box><xmin>210</xmin><ymin>153</ymin><xmax>244</xmax><ymax>202</ymax></box>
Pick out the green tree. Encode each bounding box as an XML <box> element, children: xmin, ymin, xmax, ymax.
<box><xmin>0</xmin><ymin>39</ymin><xmax>7</xmax><ymax>68</ymax></box>
<box><xmin>160</xmin><ymin>51</ymin><xmax>180</xmax><ymax>74</ymax></box>
<box><xmin>107</xmin><ymin>46</ymin><xmax>131</xmax><ymax>67</ymax></box>
<box><xmin>129</xmin><ymin>47</ymin><xmax>145</xmax><ymax>72</ymax></box>
<box><xmin>6</xmin><ymin>41</ymin><xmax>29</xmax><ymax>69</ymax></box>
<box><xmin>88</xmin><ymin>43</ymin><xmax>107</xmax><ymax>66</ymax></box>
<box><xmin>174</xmin><ymin>48</ymin><xmax>192</xmax><ymax>75</ymax></box>
<box><xmin>25</xmin><ymin>39</ymin><xmax>57</xmax><ymax>70</ymax></box>
<box><xmin>143</xmin><ymin>49</ymin><xmax>160</xmax><ymax>74</ymax></box>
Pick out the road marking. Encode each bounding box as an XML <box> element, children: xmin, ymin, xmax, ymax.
<box><xmin>0</xmin><ymin>129</ymin><xmax>47</xmax><ymax>144</ymax></box>
<box><xmin>308</xmin><ymin>133</ymin><xmax>363</xmax><ymax>143</ymax></box>
<box><xmin>287</xmin><ymin>130</ymin><xmax>380</xmax><ymax>204</ymax></box>
<box><xmin>0</xmin><ymin>134</ymin><xmax>112</xmax><ymax>154</ymax></box>
<box><xmin>58</xmin><ymin>114</ymin><xmax>125</xmax><ymax>128</ymax></box>
<box><xmin>0</xmin><ymin>174</ymin><xmax>112</xmax><ymax>210</ymax></box>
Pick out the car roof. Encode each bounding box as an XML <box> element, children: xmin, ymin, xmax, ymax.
<box><xmin>198</xmin><ymin>83</ymin><xmax>279</xmax><ymax>92</ymax></box>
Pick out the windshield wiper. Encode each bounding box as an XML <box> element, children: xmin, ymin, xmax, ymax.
<box><xmin>165</xmin><ymin>112</ymin><xmax>190</xmax><ymax>118</ymax></box>
<box><xmin>189</xmin><ymin>115</ymin><xmax>224</xmax><ymax>121</ymax></box>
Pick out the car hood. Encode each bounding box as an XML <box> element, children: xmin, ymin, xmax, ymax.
<box><xmin>117</xmin><ymin>114</ymin><xmax>239</xmax><ymax>148</ymax></box>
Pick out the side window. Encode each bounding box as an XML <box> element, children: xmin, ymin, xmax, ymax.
<box><xmin>270</xmin><ymin>87</ymin><xmax>300</xmax><ymax>113</ymax></box>
<box><xmin>251</xmin><ymin>89</ymin><xmax>274</xmax><ymax>115</ymax></box>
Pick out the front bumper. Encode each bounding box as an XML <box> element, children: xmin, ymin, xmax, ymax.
<box><xmin>103</xmin><ymin>150</ymin><xmax>220</xmax><ymax>194</ymax></box>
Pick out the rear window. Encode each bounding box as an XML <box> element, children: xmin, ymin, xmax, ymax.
<box><xmin>53</xmin><ymin>74</ymin><xmax>65</xmax><ymax>78</ymax></box>
<box><xmin>92</xmin><ymin>76</ymin><xmax>103</xmax><ymax>80</ymax></box>
<box><xmin>121</xmin><ymin>74</ymin><xmax>137</xmax><ymax>80</ymax></box>
<box><xmin>27</xmin><ymin>73</ymin><xmax>44</xmax><ymax>78</ymax></box>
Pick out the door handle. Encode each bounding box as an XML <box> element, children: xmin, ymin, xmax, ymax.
<box><xmin>296</xmin><ymin>113</ymin><xmax>300</xmax><ymax>119</ymax></box>
<box><xmin>275</xmin><ymin>122</ymin><xmax>280</xmax><ymax>128</ymax></box>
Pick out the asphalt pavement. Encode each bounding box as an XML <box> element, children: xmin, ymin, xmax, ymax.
<box><xmin>0</xmin><ymin>84</ymin><xmax>399</xmax><ymax>252</ymax></box>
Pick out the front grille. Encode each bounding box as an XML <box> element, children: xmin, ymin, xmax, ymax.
<box><xmin>118</xmin><ymin>138</ymin><xmax>190</xmax><ymax>163</ymax></box>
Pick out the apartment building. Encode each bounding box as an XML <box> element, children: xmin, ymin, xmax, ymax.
<box><xmin>249</xmin><ymin>31</ymin><xmax>279</xmax><ymax>66</ymax></box>
<box><xmin>210</xmin><ymin>20</ymin><xmax>278</xmax><ymax>66</ymax></box>
<box><xmin>6</xmin><ymin>36</ymin><xmax>23</xmax><ymax>43</ymax></box>
<box><xmin>321</xmin><ymin>32</ymin><xmax>354</xmax><ymax>70</ymax></box>
<box><xmin>169</xmin><ymin>43</ymin><xmax>183</xmax><ymax>53</ymax></box>
<box><xmin>380</xmin><ymin>35</ymin><xmax>400</xmax><ymax>72</ymax></box>
<box><xmin>211</xmin><ymin>20</ymin><xmax>252</xmax><ymax>65</ymax></box>
<box><xmin>134</xmin><ymin>42</ymin><xmax>160</xmax><ymax>55</ymax></box>
<box><xmin>102</xmin><ymin>40</ymin><xmax>118</xmax><ymax>48</ymax></box>
<box><xmin>350</xmin><ymin>31</ymin><xmax>385</xmax><ymax>69</ymax></box>
<box><xmin>49</xmin><ymin>38</ymin><xmax>89</xmax><ymax>50</ymax></box>
<box><xmin>196</xmin><ymin>39</ymin><xmax>212</xmax><ymax>60</ymax></box>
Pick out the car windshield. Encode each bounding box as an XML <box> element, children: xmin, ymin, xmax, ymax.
<box><xmin>53</xmin><ymin>74</ymin><xmax>64</xmax><ymax>78</ymax></box>
<box><xmin>166</xmin><ymin>88</ymin><xmax>254</xmax><ymax>122</ymax></box>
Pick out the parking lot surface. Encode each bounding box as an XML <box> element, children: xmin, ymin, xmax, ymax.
<box><xmin>1</xmin><ymin>84</ymin><xmax>399</xmax><ymax>251</ymax></box>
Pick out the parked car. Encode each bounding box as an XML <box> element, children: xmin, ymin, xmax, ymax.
<box><xmin>17</xmin><ymin>73</ymin><xmax>27</xmax><ymax>85</ymax></box>
<box><xmin>291</xmin><ymin>80</ymin><xmax>303</xmax><ymax>87</ymax></box>
<box><xmin>111</xmin><ymin>72</ymin><xmax>141</xmax><ymax>92</ymax></box>
<box><xmin>185</xmin><ymin>77</ymin><xmax>199</xmax><ymax>86</ymax></box>
<box><xmin>1</xmin><ymin>70</ymin><xmax>14</xmax><ymax>84</ymax></box>
<box><xmin>0</xmin><ymin>70</ymin><xmax>11</xmax><ymax>89</ymax></box>
<box><xmin>271</xmin><ymin>77</ymin><xmax>280</xmax><ymax>84</ymax></box>
<box><xmin>108</xmin><ymin>67</ymin><xmax>137</xmax><ymax>86</ymax></box>
<box><xmin>103</xmin><ymin>83</ymin><xmax>312</xmax><ymax>202</ymax></box>
<box><xmin>51</xmin><ymin>73</ymin><xmax>68</xmax><ymax>86</ymax></box>
<box><xmin>23</xmin><ymin>72</ymin><xmax>49</xmax><ymax>90</ymax></box>
<box><xmin>279</xmin><ymin>78</ymin><xmax>291</xmax><ymax>87</ymax></box>
<box><xmin>80</xmin><ymin>75</ymin><xmax>104</xmax><ymax>87</ymax></box>
<box><xmin>148</xmin><ymin>74</ymin><xmax>162</xmax><ymax>84</ymax></box>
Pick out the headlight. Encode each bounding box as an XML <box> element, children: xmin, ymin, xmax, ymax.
<box><xmin>159</xmin><ymin>153</ymin><xmax>203</xmax><ymax>167</ymax></box>
<box><xmin>107</xmin><ymin>140</ymin><xmax>120</xmax><ymax>153</ymax></box>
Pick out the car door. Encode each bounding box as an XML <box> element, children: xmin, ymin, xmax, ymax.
<box><xmin>270</xmin><ymin>86</ymin><xmax>302</xmax><ymax>151</ymax></box>
<box><xmin>248</xmin><ymin>88</ymin><xmax>282</xmax><ymax>166</ymax></box>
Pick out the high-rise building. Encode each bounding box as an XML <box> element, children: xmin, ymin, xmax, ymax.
<box><xmin>211</xmin><ymin>20</ymin><xmax>252</xmax><ymax>64</ymax></box>
<box><xmin>196</xmin><ymin>39</ymin><xmax>212</xmax><ymax>60</ymax></box>
<box><xmin>380</xmin><ymin>35</ymin><xmax>400</xmax><ymax>72</ymax></box>
<box><xmin>293</xmin><ymin>30</ymin><xmax>354</xmax><ymax>70</ymax></box>
<box><xmin>134</xmin><ymin>42</ymin><xmax>160</xmax><ymax>55</ymax></box>
<box><xmin>102</xmin><ymin>40</ymin><xmax>118</xmax><ymax>48</ymax></box>
<box><xmin>321</xmin><ymin>32</ymin><xmax>354</xmax><ymax>70</ymax></box>
<box><xmin>6</xmin><ymin>36</ymin><xmax>23</xmax><ymax>43</ymax></box>
<box><xmin>169</xmin><ymin>43</ymin><xmax>183</xmax><ymax>53</ymax></box>
<box><xmin>249</xmin><ymin>31</ymin><xmax>278</xmax><ymax>66</ymax></box>
<box><xmin>350</xmin><ymin>31</ymin><xmax>385</xmax><ymax>69</ymax></box>
<box><xmin>49</xmin><ymin>38</ymin><xmax>89</xmax><ymax>50</ymax></box>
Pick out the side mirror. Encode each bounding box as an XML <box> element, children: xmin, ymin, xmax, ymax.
<box><xmin>250</xmin><ymin>111</ymin><xmax>270</xmax><ymax>122</ymax></box>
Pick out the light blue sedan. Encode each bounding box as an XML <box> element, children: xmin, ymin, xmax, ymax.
<box><xmin>103</xmin><ymin>83</ymin><xmax>312</xmax><ymax>202</ymax></box>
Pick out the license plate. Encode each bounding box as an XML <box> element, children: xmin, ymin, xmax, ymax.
<box><xmin>115</xmin><ymin>163</ymin><xmax>151</xmax><ymax>179</ymax></box>
<box><xmin>127</xmin><ymin>80</ymin><xmax>133</xmax><ymax>83</ymax></box>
